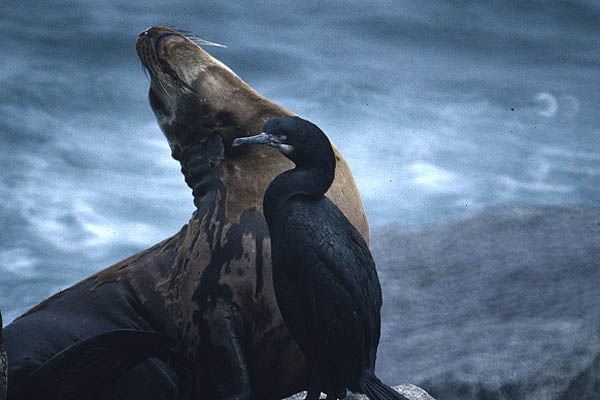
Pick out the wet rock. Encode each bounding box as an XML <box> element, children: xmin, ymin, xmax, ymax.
<box><xmin>1</xmin><ymin>310</ymin><xmax>6</xmax><ymax>400</ymax></box>
<box><xmin>372</xmin><ymin>205</ymin><xmax>600</xmax><ymax>399</ymax></box>
<box><xmin>283</xmin><ymin>383</ymin><xmax>436</xmax><ymax>400</ymax></box>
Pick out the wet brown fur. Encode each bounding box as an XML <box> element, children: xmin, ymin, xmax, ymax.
<box><xmin>8</xmin><ymin>26</ymin><xmax>369</xmax><ymax>399</ymax></box>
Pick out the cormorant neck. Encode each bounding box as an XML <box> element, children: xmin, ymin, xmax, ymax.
<box><xmin>171</xmin><ymin>135</ymin><xmax>225</xmax><ymax>208</ymax></box>
<box><xmin>263</xmin><ymin>160</ymin><xmax>335</xmax><ymax>221</ymax></box>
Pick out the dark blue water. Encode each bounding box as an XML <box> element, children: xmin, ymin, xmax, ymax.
<box><xmin>1</xmin><ymin>1</ymin><xmax>599</xmax><ymax>398</ymax></box>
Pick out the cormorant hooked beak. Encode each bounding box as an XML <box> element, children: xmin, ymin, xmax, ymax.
<box><xmin>233</xmin><ymin>132</ymin><xmax>294</xmax><ymax>155</ymax></box>
<box><xmin>233</xmin><ymin>133</ymin><xmax>288</xmax><ymax>149</ymax></box>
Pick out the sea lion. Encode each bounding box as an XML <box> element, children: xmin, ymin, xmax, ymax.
<box><xmin>12</xmin><ymin>329</ymin><xmax>193</xmax><ymax>400</ymax></box>
<box><xmin>4</xmin><ymin>26</ymin><xmax>369</xmax><ymax>399</ymax></box>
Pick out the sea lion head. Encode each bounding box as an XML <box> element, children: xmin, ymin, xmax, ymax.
<box><xmin>136</xmin><ymin>26</ymin><xmax>289</xmax><ymax>158</ymax></box>
<box><xmin>136</xmin><ymin>26</ymin><xmax>369</xmax><ymax>236</ymax></box>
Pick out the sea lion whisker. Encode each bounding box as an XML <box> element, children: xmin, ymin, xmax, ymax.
<box><xmin>150</xmin><ymin>55</ymin><xmax>197</xmax><ymax>96</ymax></box>
<box><xmin>175</xmin><ymin>29</ymin><xmax>228</xmax><ymax>48</ymax></box>
<box><xmin>149</xmin><ymin>68</ymin><xmax>170</xmax><ymax>98</ymax></box>
<box><xmin>176</xmin><ymin>29</ymin><xmax>195</xmax><ymax>37</ymax></box>
<box><xmin>157</xmin><ymin>80</ymin><xmax>171</xmax><ymax>98</ymax></box>
<box><xmin>189</xmin><ymin>37</ymin><xmax>227</xmax><ymax>49</ymax></box>
<box><xmin>143</xmin><ymin>57</ymin><xmax>174</xmax><ymax>98</ymax></box>
<box><xmin>163</xmin><ymin>24</ymin><xmax>186</xmax><ymax>33</ymax></box>
<box><xmin>157</xmin><ymin>64</ymin><xmax>197</xmax><ymax>96</ymax></box>
<box><xmin>140</xmin><ymin>62</ymin><xmax>150</xmax><ymax>80</ymax></box>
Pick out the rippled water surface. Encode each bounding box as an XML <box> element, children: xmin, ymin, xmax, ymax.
<box><xmin>1</xmin><ymin>1</ymin><xmax>599</xmax><ymax>397</ymax></box>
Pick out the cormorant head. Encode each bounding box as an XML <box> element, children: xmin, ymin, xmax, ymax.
<box><xmin>233</xmin><ymin>116</ymin><xmax>335</xmax><ymax>169</ymax></box>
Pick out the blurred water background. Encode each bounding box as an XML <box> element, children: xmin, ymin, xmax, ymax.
<box><xmin>1</xmin><ymin>1</ymin><xmax>599</xmax><ymax>399</ymax></box>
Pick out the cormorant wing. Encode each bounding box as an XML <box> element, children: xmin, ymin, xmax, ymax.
<box><xmin>277</xmin><ymin>196</ymin><xmax>383</xmax><ymax>370</ymax></box>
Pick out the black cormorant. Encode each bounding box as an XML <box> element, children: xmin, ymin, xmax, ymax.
<box><xmin>233</xmin><ymin>116</ymin><xmax>408</xmax><ymax>400</ymax></box>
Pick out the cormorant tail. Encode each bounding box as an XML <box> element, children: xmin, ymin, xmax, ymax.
<box><xmin>358</xmin><ymin>370</ymin><xmax>410</xmax><ymax>400</ymax></box>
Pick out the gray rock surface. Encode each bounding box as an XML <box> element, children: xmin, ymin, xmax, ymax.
<box><xmin>371</xmin><ymin>205</ymin><xmax>600</xmax><ymax>400</ymax></box>
<box><xmin>1</xmin><ymin>310</ymin><xmax>6</xmax><ymax>400</ymax></box>
<box><xmin>283</xmin><ymin>384</ymin><xmax>435</xmax><ymax>400</ymax></box>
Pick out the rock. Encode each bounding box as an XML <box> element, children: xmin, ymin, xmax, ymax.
<box><xmin>371</xmin><ymin>205</ymin><xmax>600</xmax><ymax>400</ymax></box>
<box><xmin>1</xmin><ymin>310</ymin><xmax>6</xmax><ymax>400</ymax></box>
<box><xmin>557</xmin><ymin>350</ymin><xmax>600</xmax><ymax>399</ymax></box>
<box><xmin>282</xmin><ymin>383</ymin><xmax>436</xmax><ymax>400</ymax></box>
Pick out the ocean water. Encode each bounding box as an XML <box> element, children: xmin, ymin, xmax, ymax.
<box><xmin>1</xmin><ymin>1</ymin><xmax>599</xmax><ymax>397</ymax></box>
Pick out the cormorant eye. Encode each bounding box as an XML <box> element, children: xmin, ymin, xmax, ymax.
<box><xmin>275</xmin><ymin>135</ymin><xmax>287</xmax><ymax>144</ymax></box>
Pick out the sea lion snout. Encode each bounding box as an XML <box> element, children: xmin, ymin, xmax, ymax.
<box><xmin>136</xmin><ymin>26</ymin><xmax>287</xmax><ymax>154</ymax></box>
<box><xmin>136</xmin><ymin>26</ymin><xmax>181</xmax><ymax>44</ymax></box>
<box><xmin>136</xmin><ymin>27</ymin><xmax>192</xmax><ymax>85</ymax></box>
<box><xmin>136</xmin><ymin>26</ymin><xmax>223</xmax><ymax>92</ymax></box>
<box><xmin>137</xmin><ymin>28</ymin><xmax>188</xmax><ymax>68</ymax></box>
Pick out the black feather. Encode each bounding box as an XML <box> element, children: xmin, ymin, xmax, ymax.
<box><xmin>233</xmin><ymin>116</ymin><xmax>403</xmax><ymax>399</ymax></box>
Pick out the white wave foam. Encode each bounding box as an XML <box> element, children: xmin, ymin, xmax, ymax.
<box><xmin>539</xmin><ymin>145</ymin><xmax>600</xmax><ymax>161</ymax></box>
<box><xmin>535</xmin><ymin>92</ymin><xmax>558</xmax><ymax>118</ymax></box>
<box><xmin>498</xmin><ymin>175</ymin><xmax>573</xmax><ymax>193</ymax></box>
<box><xmin>0</xmin><ymin>248</ymin><xmax>38</xmax><ymax>277</ymax></box>
<box><xmin>405</xmin><ymin>162</ymin><xmax>466</xmax><ymax>194</ymax></box>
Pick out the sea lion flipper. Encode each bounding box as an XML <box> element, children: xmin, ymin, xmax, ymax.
<box><xmin>206</xmin><ymin>310</ymin><xmax>252</xmax><ymax>400</ymax></box>
<box><xmin>29</xmin><ymin>329</ymin><xmax>179</xmax><ymax>398</ymax></box>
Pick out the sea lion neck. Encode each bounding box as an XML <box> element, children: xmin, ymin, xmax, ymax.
<box><xmin>170</xmin><ymin>129</ymin><xmax>293</xmax><ymax>221</ymax></box>
<box><xmin>171</xmin><ymin>135</ymin><xmax>226</xmax><ymax>209</ymax></box>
